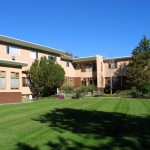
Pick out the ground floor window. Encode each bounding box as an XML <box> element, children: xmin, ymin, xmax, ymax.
<box><xmin>81</xmin><ymin>77</ymin><xmax>97</xmax><ymax>87</ymax></box>
<box><xmin>22</xmin><ymin>77</ymin><xmax>29</xmax><ymax>87</ymax></box>
<box><xmin>0</xmin><ymin>71</ymin><xmax>6</xmax><ymax>89</ymax></box>
<box><xmin>11</xmin><ymin>72</ymin><xmax>19</xmax><ymax>89</ymax></box>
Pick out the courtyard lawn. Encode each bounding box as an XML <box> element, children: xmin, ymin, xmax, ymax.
<box><xmin>0</xmin><ymin>98</ymin><xmax>150</xmax><ymax>150</ymax></box>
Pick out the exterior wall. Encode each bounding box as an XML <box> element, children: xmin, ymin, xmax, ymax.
<box><xmin>96</xmin><ymin>55</ymin><xmax>105</xmax><ymax>89</ymax></box>
<box><xmin>0</xmin><ymin>36</ymin><xmax>131</xmax><ymax>103</ymax></box>
<box><xmin>0</xmin><ymin>66</ymin><xmax>22</xmax><ymax>92</ymax></box>
<box><xmin>57</xmin><ymin>57</ymin><xmax>75</xmax><ymax>77</ymax></box>
<box><xmin>64</xmin><ymin>76</ymin><xmax>74</xmax><ymax>87</ymax></box>
<box><xmin>104</xmin><ymin>60</ymin><xmax>129</xmax><ymax>77</ymax></box>
<box><xmin>0</xmin><ymin>92</ymin><xmax>21</xmax><ymax>103</ymax></box>
<box><xmin>74</xmin><ymin>77</ymin><xmax>82</xmax><ymax>87</ymax></box>
<box><xmin>73</xmin><ymin>61</ymin><xmax>97</xmax><ymax>87</ymax></box>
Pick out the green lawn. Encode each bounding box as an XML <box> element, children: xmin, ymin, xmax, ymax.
<box><xmin>0</xmin><ymin>98</ymin><xmax>150</xmax><ymax>150</ymax></box>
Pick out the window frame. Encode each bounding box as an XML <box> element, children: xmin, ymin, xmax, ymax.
<box><xmin>22</xmin><ymin>77</ymin><xmax>29</xmax><ymax>87</ymax></box>
<box><xmin>0</xmin><ymin>71</ymin><xmax>6</xmax><ymax>90</ymax></box>
<box><xmin>30</xmin><ymin>50</ymin><xmax>38</xmax><ymax>59</ymax></box>
<box><xmin>11</xmin><ymin>72</ymin><xmax>19</xmax><ymax>90</ymax></box>
<box><xmin>47</xmin><ymin>54</ymin><xmax>57</xmax><ymax>62</ymax></box>
<box><xmin>6</xmin><ymin>45</ymin><xmax>20</xmax><ymax>56</ymax></box>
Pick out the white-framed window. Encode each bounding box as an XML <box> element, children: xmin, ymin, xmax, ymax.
<box><xmin>30</xmin><ymin>50</ymin><xmax>38</xmax><ymax>59</ymax></box>
<box><xmin>6</xmin><ymin>46</ymin><xmax>20</xmax><ymax>56</ymax></box>
<box><xmin>11</xmin><ymin>72</ymin><xmax>19</xmax><ymax>89</ymax></box>
<box><xmin>46</xmin><ymin>54</ymin><xmax>57</xmax><ymax>62</ymax></box>
<box><xmin>0</xmin><ymin>71</ymin><xmax>6</xmax><ymax>89</ymax></box>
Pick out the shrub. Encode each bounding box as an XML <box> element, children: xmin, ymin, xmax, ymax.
<box><xmin>87</xmin><ymin>85</ymin><xmax>98</xmax><ymax>95</ymax></box>
<box><xmin>60</xmin><ymin>86</ymin><xmax>74</xmax><ymax>94</ymax></box>
<box><xmin>118</xmin><ymin>90</ymin><xmax>132</xmax><ymax>97</ymax></box>
<box><xmin>75</xmin><ymin>89</ymin><xmax>83</xmax><ymax>99</ymax></box>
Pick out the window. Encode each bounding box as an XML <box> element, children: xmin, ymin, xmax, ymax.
<box><xmin>108</xmin><ymin>62</ymin><xmax>117</xmax><ymax>69</ymax></box>
<box><xmin>47</xmin><ymin>55</ymin><xmax>57</xmax><ymax>62</ymax></box>
<box><xmin>22</xmin><ymin>77</ymin><xmax>29</xmax><ymax>87</ymax></box>
<box><xmin>6</xmin><ymin>46</ymin><xmax>20</xmax><ymax>56</ymax></box>
<box><xmin>66</xmin><ymin>61</ymin><xmax>69</xmax><ymax>67</ymax></box>
<box><xmin>11</xmin><ymin>72</ymin><xmax>19</xmax><ymax>89</ymax></box>
<box><xmin>81</xmin><ymin>64</ymin><xmax>86</xmax><ymax>72</ymax></box>
<box><xmin>30</xmin><ymin>51</ymin><xmax>38</xmax><ymax>59</ymax></box>
<box><xmin>75</xmin><ymin>64</ymin><xmax>80</xmax><ymax>70</ymax></box>
<box><xmin>93</xmin><ymin>63</ymin><xmax>97</xmax><ymax>71</ymax></box>
<box><xmin>0</xmin><ymin>71</ymin><xmax>6</xmax><ymax>89</ymax></box>
<box><xmin>81</xmin><ymin>78</ymin><xmax>86</xmax><ymax>86</ymax></box>
<box><xmin>86</xmin><ymin>64</ymin><xmax>92</xmax><ymax>72</ymax></box>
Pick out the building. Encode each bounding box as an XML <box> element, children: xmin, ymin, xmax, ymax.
<box><xmin>0</xmin><ymin>35</ymin><xmax>131</xmax><ymax>103</ymax></box>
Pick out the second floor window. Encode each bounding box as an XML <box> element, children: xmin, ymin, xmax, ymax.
<box><xmin>6</xmin><ymin>46</ymin><xmax>20</xmax><ymax>56</ymax></box>
<box><xmin>81</xmin><ymin>64</ymin><xmax>86</xmax><ymax>72</ymax></box>
<box><xmin>66</xmin><ymin>61</ymin><xmax>69</xmax><ymax>67</ymax></box>
<box><xmin>30</xmin><ymin>51</ymin><xmax>38</xmax><ymax>59</ymax></box>
<box><xmin>47</xmin><ymin>55</ymin><xmax>57</xmax><ymax>62</ymax></box>
<box><xmin>109</xmin><ymin>62</ymin><xmax>117</xmax><ymax>69</ymax></box>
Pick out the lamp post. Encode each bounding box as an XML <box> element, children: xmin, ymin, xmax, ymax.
<box><xmin>109</xmin><ymin>59</ymin><xmax>114</xmax><ymax>94</ymax></box>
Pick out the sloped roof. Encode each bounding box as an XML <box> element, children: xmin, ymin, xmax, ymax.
<box><xmin>0</xmin><ymin>35</ymin><xmax>66</xmax><ymax>55</ymax></box>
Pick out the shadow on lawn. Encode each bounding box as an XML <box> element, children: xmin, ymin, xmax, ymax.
<box><xmin>17</xmin><ymin>108</ymin><xmax>150</xmax><ymax>150</ymax></box>
<box><xmin>16</xmin><ymin>142</ymin><xmax>39</xmax><ymax>150</ymax></box>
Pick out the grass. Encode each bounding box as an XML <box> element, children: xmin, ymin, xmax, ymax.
<box><xmin>0</xmin><ymin>97</ymin><xmax>150</xmax><ymax>150</ymax></box>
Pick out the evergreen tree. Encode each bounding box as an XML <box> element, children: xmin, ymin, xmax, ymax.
<box><xmin>127</xmin><ymin>36</ymin><xmax>150</xmax><ymax>95</ymax></box>
<box><xmin>26</xmin><ymin>56</ymin><xmax>65</xmax><ymax>98</ymax></box>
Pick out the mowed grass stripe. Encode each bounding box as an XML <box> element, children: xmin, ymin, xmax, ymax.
<box><xmin>0</xmin><ymin>98</ymin><xmax>150</xmax><ymax>150</ymax></box>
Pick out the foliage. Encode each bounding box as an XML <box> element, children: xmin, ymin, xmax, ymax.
<box><xmin>127</xmin><ymin>36</ymin><xmax>150</xmax><ymax>95</ymax></box>
<box><xmin>118</xmin><ymin>90</ymin><xmax>130</xmax><ymax>97</ymax></box>
<box><xmin>60</xmin><ymin>86</ymin><xmax>74</xmax><ymax>94</ymax></box>
<box><xmin>87</xmin><ymin>85</ymin><xmax>98</xmax><ymax>93</ymax></box>
<box><xmin>80</xmin><ymin>86</ymin><xmax>87</xmax><ymax>93</ymax></box>
<box><xmin>104</xmin><ymin>76</ymin><xmax>129</xmax><ymax>94</ymax></box>
<box><xmin>26</xmin><ymin>56</ymin><xmax>65</xmax><ymax>98</ymax></box>
<box><xmin>80</xmin><ymin>85</ymin><xmax>98</xmax><ymax>94</ymax></box>
<box><xmin>75</xmin><ymin>89</ymin><xmax>83</xmax><ymax>99</ymax></box>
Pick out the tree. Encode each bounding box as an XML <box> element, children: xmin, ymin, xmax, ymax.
<box><xmin>26</xmin><ymin>56</ymin><xmax>65</xmax><ymax>98</ymax></box>
<box><xmin>127</xmin><ymin>36</ymin><xmax>150</xmax><ymax>95</ymax></box>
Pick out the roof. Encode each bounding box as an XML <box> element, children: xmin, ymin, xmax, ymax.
<box><xmin>60</xmin><ymin>55</ymin><xmax>73</xmax><ymax>61</ymax></box>
<box><xmin>0</xmin><ymin>58</ymin><xmax>28</xmax><ymax>67</ymax></box>
<box><xmin>0</xmin><ymin>35</ymin><xmax>66</xmax><ymax>55</ymax></box>
<box><xmin>103</xmin><ymin>56</ymin><xmax>132</xmax><ymax>62</ymax></box>
<box><xmin>72</xmin><ymin>56</ymin><xmax>96</xmax><ymax>63</ymax></box>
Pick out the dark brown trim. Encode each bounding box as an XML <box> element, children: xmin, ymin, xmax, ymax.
<box><xmin>0</xmin><ymin>92</ymin><xmax>21</xmax><ymax>104</ymax></box>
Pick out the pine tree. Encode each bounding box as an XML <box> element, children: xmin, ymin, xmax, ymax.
<box><xmin>127</xmin><ymin>36</ymin><xmax>150</xmax><ymax>95</ymax></box>
<box><xmin>26</xmin><ymin>56</ymin><xmax>65</xmax><ymax>98</ymax></box>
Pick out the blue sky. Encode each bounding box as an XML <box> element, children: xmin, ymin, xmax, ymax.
<box><xmin>0</xmin><ymin>0</ymin><xmax>150</xmax><ymax>58</ymax></box>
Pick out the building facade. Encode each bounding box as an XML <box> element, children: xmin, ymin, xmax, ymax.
<box><xmin>0</xmin><ymin>35</ymin><xmax>131</xmax><ymax>103</ymax></box>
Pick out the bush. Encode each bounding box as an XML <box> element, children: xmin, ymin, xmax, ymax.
<box><xmin>60</xmin><ymin>86</ymin><xmax>74</xmax><ymax>94</ymax></box>
<box><xmin>75</xmin><ymin>89</ymin><xmax>83</xmax><ymax>99</ymax></box>
<box><xmin>130</xmin><ymin>87</ymin><xmax>138</xmax><ymax>97</ymax></box>
<box><xmin>118</xmin><ymin>87</ymin><xmax>141</xmax><ymax>98</ymax></box>
<box><xmin>118</xmin><ymin>90</ymin><xmax>132</xmax><ymax>97</ymax></box>
<box><xmin>87</xmin><ymin>86</ymin><xmax>97</xmax><ymax>93</ymax></box>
